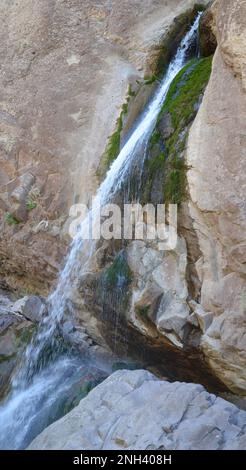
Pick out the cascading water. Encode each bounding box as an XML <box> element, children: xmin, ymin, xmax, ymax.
<box><xmin>0</xmin><ymin>14</ymin><xmax>202</xmax><ymax>449</ymax></box>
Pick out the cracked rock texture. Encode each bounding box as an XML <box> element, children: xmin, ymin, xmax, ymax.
<box><xmin>28</xmin><ymin>369</ymin><xmax>246</xmax><ymax>450</ymax></box>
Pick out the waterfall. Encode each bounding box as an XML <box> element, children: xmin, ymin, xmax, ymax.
<box><xmin>0</xmin><ymin>13</ymin><xmax>202</xmax><ymax>449</ymax></box>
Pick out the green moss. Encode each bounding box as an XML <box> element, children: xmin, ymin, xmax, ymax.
<box><xmin>147</xmin><ymin>152</ymin><xmax>166</xmax><ymax>174</ymax></box>
<box><xmin>127</xmin><ymin>84</ymin><xmax>136</xmax><ymax>97</ymax></box>
<box><xmin>150</xmin><ymin>130</ymin><xmax>161</xmax><ymax>148</ymax></box>
<box><xmin>142</xmin><ymin>56</ymin><xmax>213</xmax><ymax>205</ymax></box>
<box><xmin>104</xmin><ymin>114</ymin><xmax>123</xmax><ymax>167</ymax></box>
<box><xmin>62</xmin><ymin>380</ymin><xmax>100</xmax><ymax>414</ymax></box>
<box><xmin>164</xmin><ymin>159</ymin><xmax>189</xmax><ymax>204</ymax></box>
<box><xmin>135</xmin><ymin>305</ymin><xmax>150</xmax><ymax>318</ymax></box>
<box><xmin>5</xmin><ymin>212</ymin><xmax>20</xmax><ymax>226</ymax></box>
<box><xmin>122</xmin><ymin>103</ymin><xmax>128</xmax><ymax>115</ymax></box>
<box><xmin>52</xmin><ymin>374</ymin><xmax>107</xmax><ymax>419</ymax></box>
<box><xmin>140</xmin><ymin>151</ymin><xmax>166</xmax><ymax>204</ymax></box>
<box><xmin>103</xmin><ymin>253</ymin><xmax>132</xmax><ymax>289</ymax></box>
<box><xmin>26</xmin><ymin>199</ymin><xmax>37</xmax><ymax>211</ymax></box>
<box><xmin>97</xmin><ymin>101</ymin><xmax>129</xmax><ymax>178</ymax></box>
<box><xmin>153</xmin><ymin>6</ymin><xmax>206</xmax><ymax>77</ymax></box>
<box><xmin>145</xmin><ymin>56</ymin><xmax>212</xmax><ymax>204</ymax></box>
<box><xmin>144</xmin><ymin>74</ymin><xmax>158</xmax><ymax>85</ymax></box>
<box><xmin>160</xmin><ymin>56</ymin><xmax>212</xmax><ymax>130</ymax></box>
<box><xmin>0</xmin><ymin>353</ymin><xmax>15</xmax><ymax>365</ymax></box>
<box><xmin>163</xmin><ymin>56</ymin><xmax>212</xmax><ymax>203</ymax></box>
<box><xmin>194</xmin><ymin>3</ymin><xmax>207</xmax><ymax>11</ymax></box>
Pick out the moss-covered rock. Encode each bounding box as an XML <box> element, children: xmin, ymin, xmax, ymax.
<box><xmin>97</xmin><ymin>104</ymin><xmax>128</xmax><ymax>179</ymax></box>
<box><xmin>141</xmin><ymin>55</ymin><xmax>213</xmax><ymax>205</ymax></box>
<box><xmin>149</xmin><ymin>5</ymin><xmax>207</xmax><ymax>77</ymax></box>
<box><xmin>54</xmin><ymin>368</ymin><xmax>108</xmax><ymax>419</ymax></box>
<box><xmin>97</xmin><ymin>6</ymin><xmax>209</xmax><ymax>182</ymax></box>
<box><xmin>0</xmin><ymin>317</ymin><xmax>36</xmax><ymax>399</ymax></box>
<box><xmin>102</xmin><ymin>252</ymin><xmax>132</xmax><ymax>289</ymax></box>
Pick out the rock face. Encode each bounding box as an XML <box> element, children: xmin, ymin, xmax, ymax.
<box><xmin>126</xmin><ymin>239</ymin><xmax>190</xmax><ymax>349</ymax></box>
<box><xmin>74</xmin><ymin>0</ymin><xmax>246</xmax><ymax>396</ymax></box>
<box><xmin>185</xmin><ymin>0</ymin><xmax>246</xmax><ymax>394</ymax></box>
<box><xmin>0</xmin><ymin>293</ymin><xmax>41</xmax><ymax>395</ymax></box>
<box><xmin>0</xmin><ymin>0</ymin><xmax>245</xmax><ymax>434</ymax></box>
<box><xmin>199</xmin><ymin>8</ymin><xmax>217</xmax><ymax>57</ymax></box>
<box><xmin>0</xmin><ymin>0</ymin><xmax>209</xmax><ymax>294</ymax></box>
<box><xmin>0</xmin><ymin>0</ymin><xmax>245</xmax><ymax>451</ymax></box>
<box><xmin>28</xmin><ymin>369</ymin><xmax>246</xmax><ymax>450</ymax></box>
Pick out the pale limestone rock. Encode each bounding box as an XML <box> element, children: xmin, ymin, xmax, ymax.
<box><xmin>212</xmin><ymin>0</ymin><xmax>246</xmax><ymax>90</ymax></box>
<box><xmin>202</xmin><ymin>310</ymin><xmax>246</xmax><ymax>394</ymax></box>
<box><xmin>186</xmin><ymin>0</ymin><xmax>246</xmax><ymax>393</ymax></box>
<box><xmin>12</xmin><ymin>295</ymin><xmax>46</xmax><ymax>323</ymax></box>
<box><xmin>188</xmin><ymin>301</ymin><xmax>213</xmax><ymax>333</ymax></box>
<box><xmin>126</xmin><ymin>238</ymin><xmax>190</xmax><ymax>346</ymax></box>
<box><xmin>28</xmin><ymin>369</ymin><xmax>246</xmax><ymax>450</ymax></box>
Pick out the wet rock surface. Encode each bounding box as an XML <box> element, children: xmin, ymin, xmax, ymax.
<box><xmin>78</xmin><ymin>241</ymin><xmax>227</xmax><ymax>393</ymax></box>
<box><xmin>199</xmin><ymin>8</ymin><xmax>217</xmax><ymax>57</ymax></box>
<box><xmin>0</xmin><ymin>293</ymin><xmax>37</xmax><ymax>396</ymax></box>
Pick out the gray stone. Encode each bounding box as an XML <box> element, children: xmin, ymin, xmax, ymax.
<box><xmin>28</xmin><ymin>369</ymin><xmax>246</xmax><ymax>450</ymax></box>
<box><xmin>62</xmin><ymin>320</ymin><xmax>75</xmax><ymax>336</ymax></box>
<box><xmin>126</xmin><ymin>238</ymin><xmax>190</xmax><ymax>347</ymax></box>
<box><xmin>9</xmin><ymin>173</ymin><xmax>36</xmax><ymax>222</ymax></box>
<box><xmin>158</xmin><ymin>112</ymin><xmax>174</xmax><ymax>139</ymax></box>
<box><xmin>187</xmin><ymin>312</ymin><xmax>199</xmax><ymax>327</ymax></box>
<box><xmin>12</xmin><ymin>295</ymin><xmax>45</xmax><ymax>323</ymax></box>
<box><xmin>0</xmin><ymin>294</ymin><xmax>35</xmax><ymax>395</ymax></box>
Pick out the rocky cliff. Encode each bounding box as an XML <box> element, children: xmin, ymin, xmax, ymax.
<box><xmin>0</xmin><ymin>0</ymin><xmax>208</xmax><ymax>294</ymax></box>
<box><xmin>186</xmin><ymin>0</ymin><xmax>246</xmax><ymax>393</ymax></box>
<box><xmin>0</xmin><ymin>0</ymin><xmax>246</xmax><ymax>450</ymax></box>
<box><xmin>73</xmin><ymin>0</ymin><xmax>246</xmax><ymax>396</ymax></box>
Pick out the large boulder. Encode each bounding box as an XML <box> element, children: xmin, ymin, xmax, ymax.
<box><xmin>12</xmin><ymin>295</ymin><xmax>46</xmax><ymax>323</ymax></box>
<box><xmin>28</xmin><ymin>369</ymin><xmax>246</xmax><ymax>450</ymax></box>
